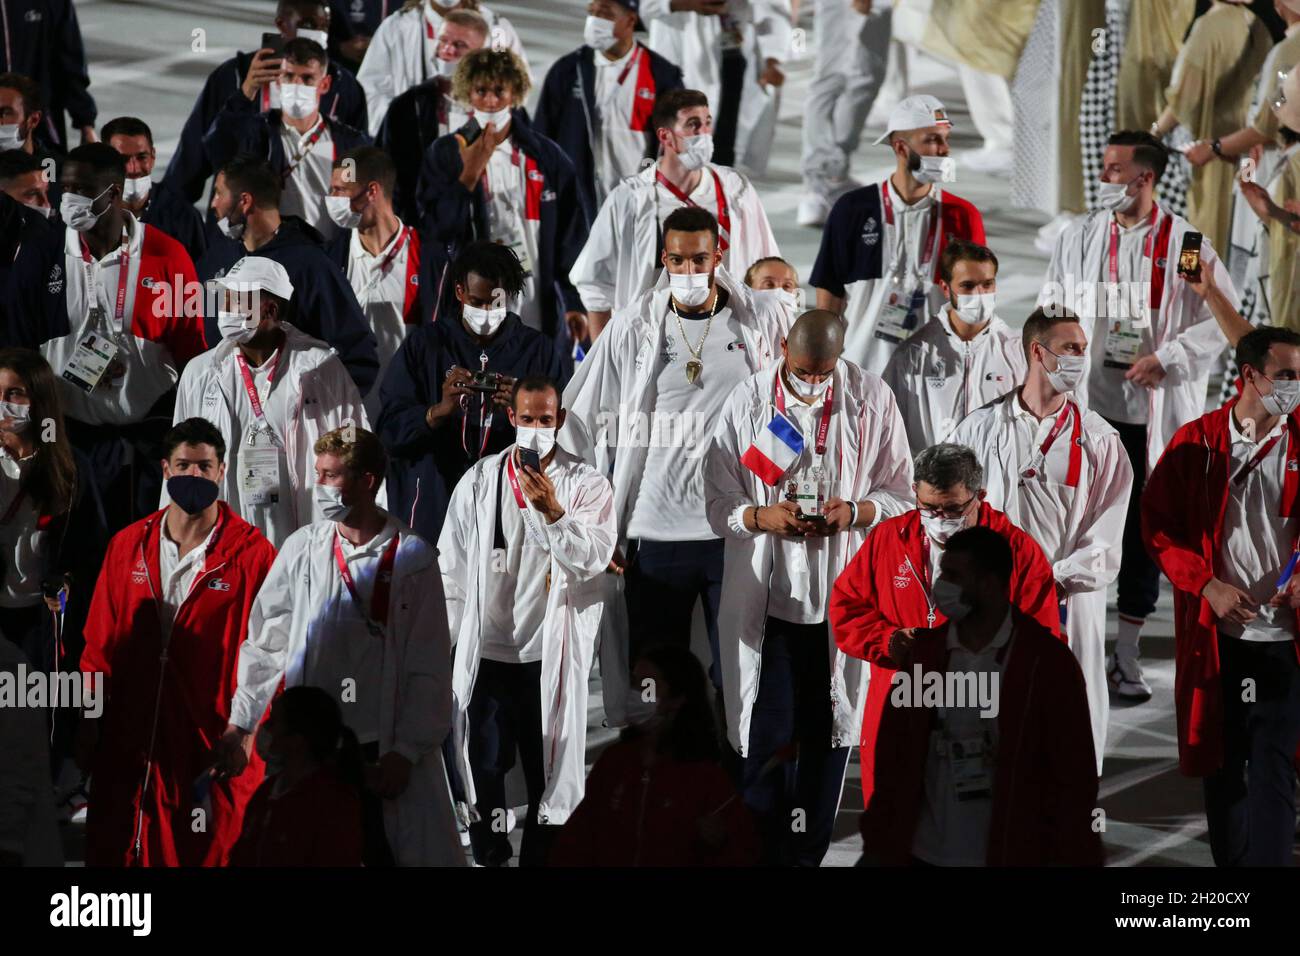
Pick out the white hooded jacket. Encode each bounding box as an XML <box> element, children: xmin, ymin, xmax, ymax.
<box><xmin>950</xmin><ymin>389</ymin><xmax>1133</xmax><ymax>773</ymax></box>
<box><xmin>230</xmin><ymin>514</ymin><xmax>465</xmax><ymax>866</ymax></box>
<box><xmin>1039</xmin><ymin>206</ymin><xmax>1238</xmax><ymax>474</ymax></box>
<box><xmin>170</xmin><ymin>322</ymin><xmax>371</xmax><ymax>549</ymax></box>
<box><xmin>438</xmin><ymin>447</ymin><xmax>616</xmax><ymax>826</ymax></box>
<box><xmin>704</xmin><ymin>358</ymin><xmax>915</xmax><ymax>753</ymax></box>
<box><xmin>570</xmin><ymin>161</ymin><xmax>780</xmax><ymax>315</ymax></box>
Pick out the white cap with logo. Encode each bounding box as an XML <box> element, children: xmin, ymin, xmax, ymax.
<box><xmin>872</xmin><ymin>94</ymin><xmax>953</xmax><ymax>146</ymax></box>
<box><xmin>215</xmin><ymin>256</ymin><xmax>295</xmax><ymax>301</ymax></box>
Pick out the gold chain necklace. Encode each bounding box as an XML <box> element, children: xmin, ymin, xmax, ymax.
<box><xmin>670</xmin><ymin>290</ymin><xmax>720</xmax><ymax>385</ymax></box>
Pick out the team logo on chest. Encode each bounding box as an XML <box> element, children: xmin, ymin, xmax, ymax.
<box><xmin>47</xmin><ymin>263</ymin><xmax>63</xmax><ymax>295</ymax></box>
<box><xmin>131</xmin><ymin>557</ymin><xmax>148</xmax><ymax>586</ymax></box>
<box><xmin>892</xmin><ymin>561</ymin><xmax>910</xmax><ymax>590</ymax></box>
<box><xmin>861</xmin><ymin>216</ymin><xmax>880</xmax><ymax>248</ymax></box>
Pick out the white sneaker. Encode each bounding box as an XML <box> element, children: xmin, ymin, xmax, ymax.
<box><xmin>797</xmin><ymin>194</ymin><xmax>832</xmax><ymax>228</ymax></box>
<box><xmin>1107</xmin><ymin>651</ymin><xmax>1153</xmax><ymax>702</ymax></box>
<box><xmin>962</xmin><ymin>147</ymin><xmax>1010</xmax><ymax>176</ymax></box>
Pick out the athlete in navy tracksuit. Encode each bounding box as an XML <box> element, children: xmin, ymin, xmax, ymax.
<box><xmin>415</xmin><ymin>110</ymin><xmax>590</xmax><ymax>375</ymax></box>
<box><xmin>533</xmin><ymin>39</ymin><xmax>683</xmax><ymax>216</ymax></box>
<box><xmin>196</xmin><ymin>216</ymin><xmax>380</xmax><ymax>396</ymax></box>
<box><xmin>129</xmin><ymin>181</ymin><xmax>208</xmax><ymax>267</ymax></box>
<box><xmin>0</xmin><ymin>0</ymin><xmax>96</xmax><ymax>151</ymax></box>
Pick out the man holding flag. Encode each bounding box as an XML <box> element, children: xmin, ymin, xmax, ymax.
<box><xmin>705</xmin><ymin>309</ymin><xmax>913</xmax><ymax>866</ymax></box>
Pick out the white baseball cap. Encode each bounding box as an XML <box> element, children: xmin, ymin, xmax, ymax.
<box><xmin>872</xmin><ymin>94</ymin><xmax>953</xmax><ymax>146</ymax></box>
<box><xmin>215</xmin><ymin>256</ymin><xmax>295</xmax><ymax>301</ymax></box>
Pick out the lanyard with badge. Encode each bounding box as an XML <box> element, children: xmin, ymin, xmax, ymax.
<box><xmin>774</xmin><ymin>368</ymin><xmax>835</xmax><ymax>580</ymax></box>
<box><xmin>1101</xmin><ymin>205</ymin><xmax>1171</xmax><ymax>370</ymax></box>
<box><xmin>482</xmin><ymin>146</ymin><xmax>535</xmax><ymax>277</ymax></box>
<box><xmin>333</xmin><ymin>530</ymin><xmax>399</xmax><ymax>637</ymax></box>
<box><xmin>875</xmin><ymin>182</ymin><xmax>940</xmax><ymax>345</ymax></box>
<box><xmin>62</xmin><ymin>229</ymin><xmax>131</xmax><ymax>393</ymax></box>
<box><xmin>282</xmin><ymin>118</ymin><xmax>328</xmax><ymax>183</ymax></box>
<box><xmin>1018</xmin><ymin>400</ymin><xmax>1083</xmax><ymax>488</ymax></box>
<box><xmin>358</xmin><ymin>225</ymin><xmax>412</xmax><ymax>300</ymax></box>
<box><xmin>933</xmin><ymin>637</ymin><xmax>1010</xmax><ymax>801</ymax></box>
<box><xmin>1233</xmin><ymin>431</ymin><xmax>1285</xmax><ymax>486</ymax></box>
<box><xmin>236</xmin><ymin>351</ymin><xmax>285</xmax><ymax>507</ymax></box>
<box><xmin>504</xmin><ymin>452</ymin><xmax>552</xmax><ymax>593</ymax></box>
<box><xmin>460</xmin><ymin>352</ymin><xmax>495</xmax><ymax>461</ymax></box>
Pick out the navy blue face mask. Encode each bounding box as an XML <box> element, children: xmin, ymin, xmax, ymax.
<box><xmin>167</xmin><ymin>475</ymin><xmax>219</xmax><ymax>515</ymax></box>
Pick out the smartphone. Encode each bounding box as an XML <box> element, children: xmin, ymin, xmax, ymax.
<box><xmin>798</xmin><ymin>512</ymin><xmax>828</xmax><ymax>524</ymax></box>
<box><xmin>260</xmin><ymin>31</ymin><xmax>286</xmax><ymax>58</ymax></box>
<box><xmin>1177</xmin><ymin>231</ymin><xmax>1202</xmax><ymax>279</ymax></box>
<box><xmin>518</xmin><ymin>447</ymin><xmax>541</xmax><ymax>473</ymax></box>
<box><xmin>458</xmin><ymin>116</ymin><xmax>483</xmax><ymax>146</ymax></box>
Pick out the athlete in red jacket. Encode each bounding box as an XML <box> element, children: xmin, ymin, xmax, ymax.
<box><xmin>859</xmin><ymin>528</ymin><xmax>1102</xmax><ymax>865</ymax></box>
<box><xmin>78</xmin><ymin>419</ymin><xmax>277</xmax><ymax>867</ymax></box>
<box><xmin>830</xmin><ymin>444</ymin><xmax>1062</xmax><ymax>806</ymax></box>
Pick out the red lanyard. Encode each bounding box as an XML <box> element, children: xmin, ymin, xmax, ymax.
<box><xmin>880</xmin><ymin>180</ymin><xmax>940</xmax><ymax>282</ymax></box>
<box><xmin>773</xmin><ymin>368</ymin><xmax>833</xmax><ymax>457</ymax></box>
<box><xmin>616</xmin><ymin>45</ymin><xmax>642</xmax><ymax>85</ymax></box>
<box><xmin>459</xmin><ymin>354</ymin><xmax>494</xmax><ymax>460</ymax></box>
<box><xmin>282</xmin><ymin>119</ymin><xmax>328</xmax><ymax>181</ymax></box>
<box><xmin>1233</xmin><ymin>432</ymin><xmax>1285</xmax><ymax>486</ymax></box>
<box><xmin>505</xmin><ymin>452</ymin><xmax>529</xmax><ymax>510</ymax></box>
<box><xmin>332</xmin><ymin>530</ymin><xmax>400</xmax><ymax>637</ymax></box>
<box><xmin>375</xmin><ymin>225</ymin><xmax>411</xmax><ymax>276</ymax></box>
<box><xmin>235</xmin><ymin>351</ymin><xmax>280</xmax><ymax>424</ymax></box>
<box><xmin>1106</xmin><ymin>204</ymin><xmax>1160</xmax><ymax>284</ymax></box>
<box><xmin>79</xmin><ymin>231</ymin><xmax>131</xmax><ymax>334</ymax></box>
<box><xmin>1021</xmin><ymin>400</ymin><xmax>1083</xmax><ymax>487</ymax></box>
<box><xmin>655</xmin><ymin>168</ymin><xmax>730</xmax><ymax>253</ymax></box>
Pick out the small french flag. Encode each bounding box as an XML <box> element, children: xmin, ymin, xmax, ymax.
<box><xmin>741</xmin><ymin>411</ymin><xmax>805</xmax><ymax>486</ymax></box>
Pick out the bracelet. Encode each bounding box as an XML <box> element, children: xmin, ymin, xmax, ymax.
<box><xmin>847</xmin><ymin>499</ymin><xmax>859</xmax><ymax>528</ymax></box>
<box><xmin>750</xmin><ymin>505</ymin><xmax>762</xmax><ymax>533</ymax></box>
<box><xmin>1211</xmin><ymin>138</ymin><xmax>1224</xmax><ymax>158</ymax></box>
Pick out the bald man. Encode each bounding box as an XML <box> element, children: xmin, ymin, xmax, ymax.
<box><xmin>705</xmin><ymin>309</ymin><xmax>914</xmax><ymax>866</ymax></box>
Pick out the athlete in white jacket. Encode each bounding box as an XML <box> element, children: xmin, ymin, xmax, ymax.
<box><xmin>219</xmin><ymin>426</ymin><xmax>464</xmax><ymax>866</ymax></box>
<box><xmin>356</xmin><ymin>0</ymin><xmax>528</xmax><ymax>136</ymax></box>
<box><xmin>570</xmin><ymin>87</ymin><xmax>780</xmax><ymax>338</ymax></box>
<box><xmin>883</xmin><ymin>238</ymin><xmax>1026</xmax><ymax>454</ymax></box>
<box><xmin>169</xmin><ymin>256</ymin><xmax>369</xmax><ymax>549</ymax></box>
<box><xmin>950</xmin><ymin>308</ymin><xmax>1133</xmax><ymax>773</ymax></box>
<box><xmin>704</xmin><ymin>309</ymin><xmax>913</xmax><ymax>865</ymax></box>
<box><xmin>439</xmin><ymin>377</ymin><xmax>616</xmax><ymax>866</ymax></box>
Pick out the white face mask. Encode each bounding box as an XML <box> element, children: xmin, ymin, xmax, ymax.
<box><xmin>932</xmin><ymin>577</ymin><xmax>972</xmax><ymax>622</ymax></box>
<box><xmin>0</xmin><ymin>400</ymin><xmax>31</xmax><ymax>433</ymax></box>
<box><xmin>295</xmin><ymin>27</ymin><xmax>329</xmax><ymax>47</ymax></box>
<box><xmin>217</xmin><ymin>211</ymin><xmax>246</xmax><ymax>241</ymax></box>
<box><xmin>676</xmin><ymin>133</ymin><xmax>714</xmax><ymax>171</ymax></box>
<box><xmin>279</xmin><ymin>82</ymin><xmax>320</xmax><ymax>120</ymax></box>
<box><xmin>463</xmin><ymin>303</ymin><xmax>508</xmax><ymax>336</ymax></box>
<box><xmin>583</xmin><ymin>15</ymin><xmax>619</xmax><ymax>51</ymax></box>
<box><xmin>754</xmin><ymin>288</ymin><xmax>801</xmax><ymax>313</ymax></box>
<box><xmin>477</xmin><ymin>106</ymin><xmax>512</xmax><ymax>130</ymax></box>
<box><xmin>218</xmin><ymin>309</ymin><xmax>259</xmax><ymax>344</ymax></box>
<box><xmin>325</xmin><ymin>194</ymin><xmax>363</xmax><ymax>229</ymax></box>
<box><xmin>1258</xmin><ymin>376</ymin><xmax>1300</xmax><ymax>417</ymax></box>
<box><xmin>920</xmin><ymin>511</ymin><xmax>969</xmax><ymax>547</ymax></box>
<box><xmin>1043</xmin><ymin>350</ymin><xmax>1087</xmax><ymax>394</ymax></box>
<box><xmin>314</xmin><ymin>483</ymin><xmax>352</xmax><ymax>522</ymax></box>
<box><xmin>953</xmin><ymin>292</ymin><xmax>995</xmax><ymax>325</ymax></box>
<box><xmin>433</xmin><ymin>54</ymin><xmax>459</xmax><ymax>77</ymax></box>
<box><xmin>912</xmin><ymin>153</ymin><xmax>950</xmax><ymax>184</ymax></box>
<box><xmin>0</xmin><ymin>123</ymin><xmax>24</xmax><ymax>150</ymax></box>
<box><xmin>1097</xmin><ymin>178</ymin><xmax>1139</xmax><ymax>213</ymax></box>
<box><xmin>60</xmin><ymin>186</ymin><xmax>112</xmax><ymax>232</ymax></box>
<box><xmin>515</xmin><ymin>424</ymin><xmax>557</xmax><ymax>460</ymax></box>
<box><xmin>785</xmin><ymin>363</ymin><xmax>833</xmax><ymax>400</ymax></box>
<box><xmin>668</xmin><ymin>271</ymin><xmax>711</xmax><ymax>307</ymax></box>
<box><xmin>23</xmin><ymin>201</ymin><xmax>53</xmax><ymax>220</ymax></box>
<box><xmin>122</xmin><ymin>175</ymin><xmax>151</xmax><ymax>204</ymax></box>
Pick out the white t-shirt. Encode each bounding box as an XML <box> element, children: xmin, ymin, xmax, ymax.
<box><xmin>768</xmin><ymin>376</ymin><xmax>837</xmax><ymax>626</ymax></box>
<box><xmin>911</xmin><ymin>611</ymin><xmax>1011</xmax><ymax>866</ymax></box>
<box><xmin>627</xmin><ymin>304</ymin><xmax>752</xmax><ymax>541</ymax></box>
<box><xmin>158</xmin><ymin>517</ymin><xmax>216</xmax><ymax>639</ymax></box>
<box><xmin>593</xmin><ymin>44</ymin><xmax>651</xmax><ymax>198</ymax></box>
<box><xmin>482</xmin><ymin>454</ymin><xmax>550</xmax><ymax>663</ymax></box>
<box><xmin>306</xmin><ymin>523</ymin><xmax>394</xmax><ymax>744</ymax></box>
<box><xmin>345</xmin><ymin>224</ymin><xmax>414</xmax><ymax>422</ymax></box>
<box><xmin>1219</xmin><ymin>411</ymin><xmax>1297</xmax><ymax>642</ymax></box>
<box><xmin>279</xmin><ymin>119</ymin><xmax>336</xmax><ymax>241</ymax></box>
<box><xmin>227</xmin><ymin>348</ymin><xmax>298</xmax><ymax>547</ymax></box>
<box><xmin>0</xmin><ymin>448</ymin><xmax>43</xmax><ymax>608</ymax></box>
<box><xmin>1087</xmin><ymin>214</ymin><xmax>1154</xmax><ymax>425</ymax></box>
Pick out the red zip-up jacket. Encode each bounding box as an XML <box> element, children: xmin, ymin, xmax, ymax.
<box><xmin>80</xmin><ymin>504</ymin><xmax>277</xmax><ymax>867</ymax></box>
<box><xmin>830</xmin><ymin>504</ymin><xmax>1062</xmax><ymax>806</ymax></box>
<box><xmin>860</xmin><ymin>608</ymin><xmax>1103</xmax><ymax>865</ymax></box>
<box><xmin>1142</xmin><ymin>402</ymin><xmax>1300</xmax><ymax>776</ymax></box>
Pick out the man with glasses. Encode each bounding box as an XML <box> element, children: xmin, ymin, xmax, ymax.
<box><xmin>829</xmin><ymin>442</ymin><xmax>1062</xmax><ymax>811</ymax></box>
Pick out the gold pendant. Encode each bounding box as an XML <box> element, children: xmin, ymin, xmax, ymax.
<box><xmin>686</xmin><ymin>359</ymin><xmax>702</xmax><ymax>384</ymax></box>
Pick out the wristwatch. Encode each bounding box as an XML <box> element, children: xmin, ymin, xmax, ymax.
<box><xmin>1211</xmin><ymin>138</ymin><xmax>1224</xmax><ymax>158</ymax></box>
